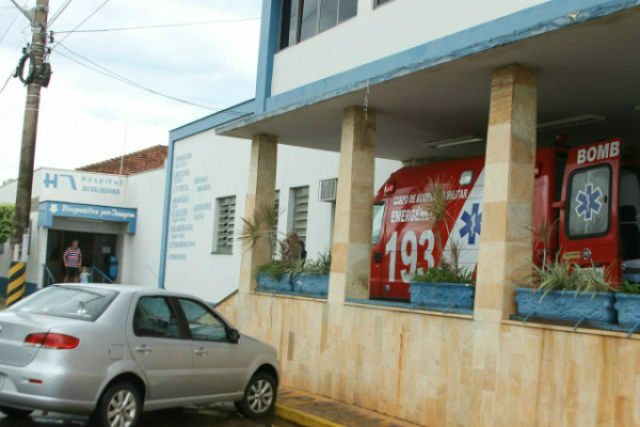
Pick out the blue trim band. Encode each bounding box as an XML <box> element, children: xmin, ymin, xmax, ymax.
<box><xmin>158</xmin><ymin>137</ymin><xmax>175</xmax><ymax>289</ymax></box>
<box><xmin>255</xmin><ymin>0</ymin><xmax>281</xmax><ymax>113</ymax></box>
<box><xmin>217</xmin><ymin>0</ymin><xmax>640</xmax><ymax>135</ymax></box>
<box><xmin>170</xmin><ymin>99</ymin><xmax>256</xmax><ymax>142</ymax></box>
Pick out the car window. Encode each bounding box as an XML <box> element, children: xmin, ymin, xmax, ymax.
<box><xmin>10</xmin><ymin>286</ymin><xmax>117</xmax><ymax>321</ymax></box>
<box><xmin>133</xmin><ymin>297</ymin><xmax>181</xmax><ymax>339</ymax></box>
<box><xmin>567</xmin><ymin>166</ymin><xmax>611</xmax><ymax>238</ymax></box>
<box><xmin>178</xmin><ymin>299</ymin><xmax>227</xmax><ymax>342</ymax></box>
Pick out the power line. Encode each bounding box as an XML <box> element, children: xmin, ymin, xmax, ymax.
<box><xmin>53</xmin><ymin>44</ymin><xmax>246</xmax><ymax>114</ymax></box>
<box><xmin>0</xmin><ymin>70</ymin><xmax>13</xmax><ymax>95</ymax></box>
<box><xmin>48</xmin><ymin>0</ymin><xmax>73</xmax><ymax>27</ymax></box>
<box><xmin>52</xmin><ymin>17</ymin><xmax>260</xmax><ymax>33</ymax></box>
<box><xmin>51</xmin><ymin>0</ymin><xmax>110</xmax><ymax>49</ymax></box>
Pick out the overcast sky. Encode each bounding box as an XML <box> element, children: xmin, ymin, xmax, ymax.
<box><xmin>0</xmin><ymin>0</ymin><xmax>261</xmax><ymax>183</ymax></box>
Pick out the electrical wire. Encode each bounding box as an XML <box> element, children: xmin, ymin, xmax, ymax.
<box><xmin>51</xmin><ymin>0</ymin><xmax>111</xmax><ymax>49</ymax></box>
<box><xmin>48</xmin><ymin>0</ymin><xmax>74</xmax><ymax>27</ymax></box>
<box><xmin>0</xmin><ymin>70</ymin><xmax>13</xmax><ymax>95</ymax></box>
<box><xmin>54</xmin><ymin>45</ymin><xmax>247</xmax><ymax>114</ymax></box>
<box><xmin>53</xmin><ymin>17</ymin><xmax>260</xmax><ymax>33</ymax></box>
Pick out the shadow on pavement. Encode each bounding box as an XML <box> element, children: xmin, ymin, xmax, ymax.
<box><xmin>0</xmin><ymin>404</ymin><xmax>297</xmax><ymax>427</ymax></box>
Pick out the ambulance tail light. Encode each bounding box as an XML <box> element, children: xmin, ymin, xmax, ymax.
<box><xmin>384</xmin><ymin>181</ymin><xmax>396</xmax><ymax>195</ymax></box>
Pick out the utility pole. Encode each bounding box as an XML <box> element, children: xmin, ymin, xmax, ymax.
<box><xmin>6</xmin><ymin>0</ymin><xmax>50</xmax><ymax>306</ymax></box>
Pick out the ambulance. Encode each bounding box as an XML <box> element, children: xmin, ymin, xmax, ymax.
<box><xmin>369</xmin><ymin>138</ymin><xmax>640</xmax><ymax>300</ymax></box>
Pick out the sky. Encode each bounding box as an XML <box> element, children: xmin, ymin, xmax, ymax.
<box><xmin>0</xmin><ymin>0</ymin><xmax>261</xmax><ymax>183</ymax></box>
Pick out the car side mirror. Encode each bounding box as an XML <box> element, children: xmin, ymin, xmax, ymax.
<box><xmin>620</xmin><ymin>205</ymin><xmax>638</xmax><ymax>223</ymax></box>
<box><xmin>227</xmin><ymin>328</ymin><xmax>240</xmax><ymax>344</ymax></box>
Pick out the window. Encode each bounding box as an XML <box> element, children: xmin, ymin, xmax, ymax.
<box><xmin>567</xmin><ymin>166</ymin><xmax>611</xmax><ymax>238</ymax></box>
<box><xmin>178</xmin><ymin>299</ymin><xmax>227</xmax><ymax>342</ymax></box>
<box><xmin>280</xmin><ymin>0</ymin><xmax>357</xmax><ymax>49</ymax></box>
<box><xmin>375</xmin><ymin>0</ymin><xmax>394</xmax><ymax>7</ymax></box>
<box><xmin>290</xmin><ymin>186</ymin><xmax>309</xmax><ymax>242</ymax></box>
<box><xmin>12</xmin><ymin>286</ymin><xmax>117</xmax><ymax>321</ymax></box>
<box><xmin>133</xmin><ymin>297</ymin><xmax>181</xmax><ymax>338</ymax></box>
<box><xmin>372</xmin><ymin>203</ymin><xmax>385</xmax><ymax>245</ymax></box>
<box><xmin>214</xmin><ymin>196</ymin><xmax>236</xmax><ymax>254</ymax></box>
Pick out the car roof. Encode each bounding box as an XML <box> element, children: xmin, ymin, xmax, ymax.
<box><xmin>52</xmin><ymin>283</ymin><xmax>201</xmax><ymax>301</ymax></box>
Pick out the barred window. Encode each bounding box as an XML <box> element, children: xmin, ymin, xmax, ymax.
<box><xmin>214</xmin><ymin>196</ymin><xmax>236</xmax><ymax>254</ymax></box>
<box><xmin>290</xmin><ymin>186</ymin><xmax>309</xmax><ymax>242</ymax></box>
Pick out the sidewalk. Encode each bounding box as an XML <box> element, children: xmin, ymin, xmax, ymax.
<box><xmin>275</xmin><ymin>388</ymin><xmax>424</xmax><ymax>427</ymax></box>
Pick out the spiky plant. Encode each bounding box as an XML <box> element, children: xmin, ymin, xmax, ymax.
<box><xmin>529</xmin><ymin>218</ymin><xmax>559</xmax><ymax>270</ymax></box>
<box><xmin>237</xmin><ymin>201</ymin><xmax>280</xmax><ymax>261</ymax></box>
<box><xmin>528</xmin><ymin>256</ymin><xmax>613</xmax><ymax>301</ymax></box>
<box><xmin>420</xmin><ymin>176</ymin><xmax>453</xmax><ymax>265</ymax></box>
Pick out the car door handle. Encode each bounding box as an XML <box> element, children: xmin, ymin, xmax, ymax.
<box><xmin>135</xmin><ymin>345</ymin><xmax>152</xmax><ymax>354</ymax></box>
<box><xmin>194</xmin><ymin>347</ymin><xmax>208</xmax><ymax>356</ymax></box>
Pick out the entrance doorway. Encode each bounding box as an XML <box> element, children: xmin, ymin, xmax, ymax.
<box><xmin>45</xmin><ymin>230</ymin><xmax>117</xmax><ymax>283</ymax></box>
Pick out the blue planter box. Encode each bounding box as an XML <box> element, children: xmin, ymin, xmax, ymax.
<box><xmin>515</xmin><ymin>288</ymin><xmax>616</xmax><ymax>324</ymax></box>
<box><xmin>614</xmin><ymin>293</ymin><xmax>640</xmax><ymax>329</ymax></box>
<box><xmin>409</xmin><ymin>282</ymin><xmax>475</xmax><ymax>311</ymax></box>
<box><xmin>256</xmin><ymin>272</ymin><xmax>293</xmax><ymax>293</ymax></box>
<box><xmin>292</xmin><ymin>274</ymin><xmax>329</xmax><ymax>297</ymax></box>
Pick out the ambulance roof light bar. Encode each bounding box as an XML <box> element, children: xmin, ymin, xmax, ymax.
<box><xmin>537</xmin><ymin>114</ymin><xmax>605</xmax><ymax>132</ymax></box>
<box><xmin>424</xmin><ymin>134</ymin><xmax>484</xmax><ymax>149</ymax></box>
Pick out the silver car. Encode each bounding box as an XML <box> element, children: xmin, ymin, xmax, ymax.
<box><xmin>0</xmin><ymin>284</ymin><xmax>280</xmax><ymax>427</ymax></box>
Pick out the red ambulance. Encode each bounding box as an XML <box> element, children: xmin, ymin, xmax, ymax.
<box><xmin>369</xmin><ymin>138</ymin><xmax>639</xmax><ymax>300</ymax></box>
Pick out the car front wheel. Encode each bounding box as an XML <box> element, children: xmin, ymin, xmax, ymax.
<box><xmin>95</xmin><ymin>381</ymin><xmax>142</xmax><ymax>427</ymax></box>
<box><xmin>0</xmin><ymin>405</ymin><xmax>33</xmax><ymax>418</ymax></box>
<box><xmin>235</xmin><ymin>373</ymin><xmax>277</xmax><ymax>418</ymax></box>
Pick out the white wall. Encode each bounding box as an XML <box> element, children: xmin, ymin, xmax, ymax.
<box><xmin>164</xmin><ymin>130</ymin><xmax>401</xmax><ymax>303</ymax></box>
<box><xmin>271</xmin><ymin>0</ymin><xmax>548</xmax><ymax>95</ymax></box>
<box><xmin>122</xmin><ymin>168</ymin><xmax>166</xmax><ymax>287</ymax></box>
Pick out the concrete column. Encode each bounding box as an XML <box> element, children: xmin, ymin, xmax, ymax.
<box><xmin>474</xmin><ymin>64</ymin><xmax>537</xmax><ymax>323</ymax></box>
<box><xmin>328</xmin><ymin>107</ymin><xmax>376</xmax><ymax>303</ymax></box>
<box><xmin>238</xmin><ymin>134</ymin><xmax>277</xmax><ymax>294</ymax></box>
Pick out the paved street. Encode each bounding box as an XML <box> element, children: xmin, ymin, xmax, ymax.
<box><xmin>0</xmin><ymin>404</ymin><xmax>298</xmax><ymax>427</ymax></box>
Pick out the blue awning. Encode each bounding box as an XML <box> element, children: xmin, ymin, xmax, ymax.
<box><xmin>38</xmin><ymin>201</ymin><xmax>137</xmax><ymax>234</ymax></box>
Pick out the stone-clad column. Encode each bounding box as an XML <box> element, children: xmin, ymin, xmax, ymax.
<box><xmin>238</xmin><ymin>134</ymin><xmax>277</xmax><ymax>294</ymax></box>
<box><xmin>328</xmin><ymin>107</ymin><xmax>376</xmax><ymax>303</ymax></box>
<box><xmin>474</xmin><ymin>64</ymin><xmax>537</xmax><ymax>322</ymax></box>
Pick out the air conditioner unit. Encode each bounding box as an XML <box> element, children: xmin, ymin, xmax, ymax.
<box><xmin>319</xmin><ymin>178</ymin><xmax>338</xmax><ymax>202</ymax></box>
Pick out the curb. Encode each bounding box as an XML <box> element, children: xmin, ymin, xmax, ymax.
<box><xmin>275</xmin><ymin>404</ymin><xmax>346</xmax><ymax>427</ymax></box>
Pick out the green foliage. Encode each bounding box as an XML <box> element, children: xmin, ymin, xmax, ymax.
<box><xmin>303</xmin><ymin>251</ymin><xmax>332</xmax><ymax>275</ymax></box>
<box><xmin>257</xmin><ymin>251</ymin><xmax>332</xmax><ymax>280</ymax></box>
<box><xmin>256</xmin><ymin>261</ymin><xmax>291</xmax><ymax>280</ymax></box>
<box><xmin>619</xmin><ymin>280</ymin><xmax>640</xmax><ymax>294</ymax></box>
<box><xmin>412</xmin><ymin>263</ymin><xmax>473</xmax><ymax>284</ymax></box>
<box><xmin>528</xmin><ymin>257</ymin><xmax>613</xmax><ymax>301</ymax></box>
<box><xmin>420</xmin><ymin>176</ymin><xmax>453</xmax><ymax>264</ymax></box>
<box><xmin>0</xmin><ymin>204</ymin><xmax>14</xmax><ymax>245</ymax></box>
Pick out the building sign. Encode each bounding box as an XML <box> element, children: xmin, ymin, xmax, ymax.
<box><xmin>167</xmin><ymin>151</ymin><xmax>212</xmax><ymax>262</ymax></box>
<box><xmin>38</xmin><ymin>201</ymin><xmax>137</xmax><ymax>234</ymax></box>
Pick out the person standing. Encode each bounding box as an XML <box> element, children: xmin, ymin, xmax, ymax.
<box><xmin>63</xmin><ymin>240</ymin><xmax>82</xmax><ymax>283</ymax></box>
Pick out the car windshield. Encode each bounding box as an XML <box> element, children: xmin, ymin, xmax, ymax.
<box><xmin>10</xmin><ymin>286</ymin><xmax>118</xmax><ymax>321</ymax></box>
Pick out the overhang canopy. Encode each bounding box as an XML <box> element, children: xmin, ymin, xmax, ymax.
<box><xmin>219</xmin><ymin>6</ymin><xmax>640</xmax><ymax>161</ymax></box>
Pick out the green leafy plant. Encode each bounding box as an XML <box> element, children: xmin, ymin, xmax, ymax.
<box><xmin>530</xmin><ymin>218</ymin><xmax>559</xmax><ymax>270</ymax></box>
<box><xmin>0</xmin><ymin>204</ymin><xmax>14</xmax><ymax>246</ymax></box>
<box><xmin>412</xmin><ymin>263</ymin><xmax>473</xmax><ymax>284</ymax></box>
<box><xmin>256</xmin><ymin>260</ymin><xmax>291</xmax><ymax>280</ymax></box>
<box><xmin>527</xmin><ymin>257</ymin><xmax>613</xmax><ymax>301</ymax></box>
<box><xmin>303</xmin><ymin>251</ymin><xmax>332</xmax><ymax>275</ymax></box>
<box><xmin>619</xmin><ymin>280</ymin><xmax>640</xmax><ymax>294</ymax></box>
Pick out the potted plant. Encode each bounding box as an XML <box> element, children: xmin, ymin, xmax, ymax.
<box><xmin>614</xmin><ymin>281</ymin><xmax>640</xmax><ymax>332</ymax></box>
<box><xmin>408</xmin><ymin>177</ymin><xmax>475</xmax><ymax>312</ymax></box>
<box><xmin>291</xmin><ymin>251</ymin><xmax>331</xmax><ymax>297</ymax></box>
<box><xmin>409</xmin><ymin>262</ymin><xmax>475</xmax><ymax>311</ymax></box>
<box><xmin>515</xmin><ymin>259</ymin><xmax>616</xmax><ymax>326</ymax></box>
